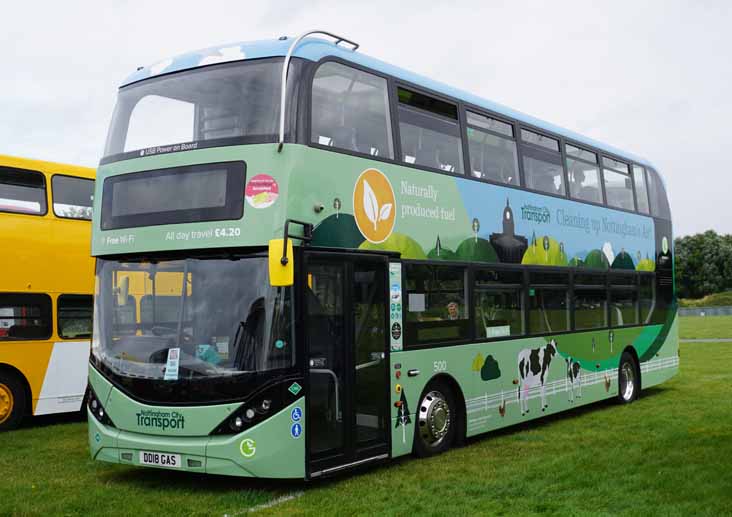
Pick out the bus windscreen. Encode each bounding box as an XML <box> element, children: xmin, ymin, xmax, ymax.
<box><xmin>100</xmin><ymin>161</ymin><xmax>245</xmax><ymax>230</ymax></box>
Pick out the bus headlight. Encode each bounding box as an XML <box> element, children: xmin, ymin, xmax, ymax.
<box><xmin>87</xmin><ymin>386</ymin><xmax>116</xmax><ymax>428</ymax></box>
<box><xmin>210</xmin><ymin>381</ymin><xmax>298</xmax><ymax>436</ymax></box>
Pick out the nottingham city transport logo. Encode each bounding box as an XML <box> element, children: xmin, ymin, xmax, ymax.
<box><xmin>353</xmin><ymin>168</ymin><xmax>396</xmax><ymax>244</ymax></box>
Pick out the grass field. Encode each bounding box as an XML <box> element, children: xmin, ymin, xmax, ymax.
<box><xmin>679</xmin><ymin>315</ymin><xmax>732</xmax><ymax>339</ymax></box>
<box><xmin>1</xmin><ymin>341</ymin><xmax>730</xmax><ymax>516</ymax></box>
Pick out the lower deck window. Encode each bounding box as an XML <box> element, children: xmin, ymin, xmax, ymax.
<box><xmin>528</xmin><ymin>271</ymin><xmax>569</xmax><ymax>334</ymax></box>
<box><xmin>611</xmin><ymin>288</ymin><xmax>638</xmax><ymax>326</ymax></box>
<box><xmin>474</xmin><ymin>268</ymin><xmax>523</xmax><ymax>338</ymax></box>
<box><xmin>405</xmin><ymin>264</ymin><xmax>469</xmax><ymax>345</ymax></box>
<box><xmin>58</xmin><ymin>295</ymin><xmax>93</xmax><ymax>339</ymax></box>
<box><xmin>0</xmin><ymin>293</ymin><xmax>52</xmax><ymax>340</ymax></box>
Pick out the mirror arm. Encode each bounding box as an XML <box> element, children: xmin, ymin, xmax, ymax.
<box><xmin>281</xmin><ymin>219</ymin><xmax>313</xmax><ymax>265</ymax></box>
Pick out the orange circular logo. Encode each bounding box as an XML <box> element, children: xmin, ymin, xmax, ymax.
<box><xmin>353</xmin><ymin>168</ymin><xmax>396</xmax><ymax>244</ymax></box>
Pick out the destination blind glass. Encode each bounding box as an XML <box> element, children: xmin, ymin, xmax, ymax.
<box><xmin>101</xmin><ymin>161</ymin><xmax>245</xmax><ymax>230</ymax></box>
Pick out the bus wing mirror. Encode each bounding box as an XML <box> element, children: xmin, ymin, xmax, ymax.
<box><xmin>117</xmin><ymin>276</ymin><xmax>130</xmax><ymax>306</ymax></box>
<box><xmin>269</xmin><ymin>238</ymin><xmax>294</xmax><ymax>286</ymax></box>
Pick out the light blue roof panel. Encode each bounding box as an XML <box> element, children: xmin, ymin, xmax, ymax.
<box><xmin>121</xmin><ymin>37</ymin><xmax>656</xmax><ymax>170</ymax></box>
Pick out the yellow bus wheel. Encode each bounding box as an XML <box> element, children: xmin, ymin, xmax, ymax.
<box><xmin>0</xmin><ymin>372</ymin><xmax>26</xmax><ymax>431</ymax></box>
<box><xmin>0</xmin><ymin>383</ymin><xmax>14</xmax><ymax>423</ymax></box>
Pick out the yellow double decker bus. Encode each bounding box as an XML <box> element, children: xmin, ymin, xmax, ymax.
<box><xmin>0</xmin><ymin>155</ymin><xmax>95</xmax><ymax>430</ymax></box>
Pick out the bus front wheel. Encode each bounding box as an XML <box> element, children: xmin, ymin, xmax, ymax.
<box><xmin>0</xmin><ymin>370</ymin><xmax>26</xmax><ymax>431</ymax></box>
<box><xmin>413</xmin><ymin>379</ymin><xmax>457</xmax><ymax>457</ymax></box>
<box><xmin>617</xmin><ymin>352</ymin><xmax>640</xmax><ymax>404</ymax></box>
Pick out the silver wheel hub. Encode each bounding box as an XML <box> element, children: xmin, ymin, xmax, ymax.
<box><xmin>621</xmin><ymin>362</ymin><xmax>635</xmax><ymax>401</ymax></box>
<box><xmin>418</xmin><ymin>390</ymin><xmax>451</xmax><ymax>447</ymax></box>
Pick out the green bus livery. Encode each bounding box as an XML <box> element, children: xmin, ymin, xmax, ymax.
<box><xmin>88</xmin><ymin>31</ymin><xmax>677</xmax><ymax>479</ymax></box>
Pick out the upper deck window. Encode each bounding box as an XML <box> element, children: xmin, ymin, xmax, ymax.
<box><xmin>646</xmin><ymin>167</ymin><xmax>671</xmax><ymax>219</ymax></box>
<box><xmin>52</xmin><ymin>176</ymin><xmax>94</xmax><ymax>220</ymax></box>
<box><xmin>0</xmin><ymin>166</ymin><xmax>47</xmax><ymax>215</ymax></box>
<box><xmin>397</xmin><ymin>88</ymin><xmax>463</xmax><ymax>174</ymax></box>
<box><xmin>632</xmin><ymin>165</ymin><xmax>650</xmax><ymax>215</ymax></box>
<box><xmin>565</xmin><ymin>144</ymin><xmax>602</xmax><ymax>204</ymax></box>
<box><xmin>466</xmin><ymin>111</ymin><xmax>519</xmax><ymax>186</ymax></box>
<box><xmin>602</xmin><ymin>156</ymin><xmax>634</xmax><ymax>210</ymax></box>
<box><xmin>311</xmin><ymin>62</ymin><xmax>394</xmax><ymax>159</ymax></box>
<box><xmin>520</xmin><ymin>129</ymin><xmax>565</xmax><ymax>196</ymax></box>
<box><xmin>101</xmin><ymin>161</ymin><xmax>245</xmax><ymax>230</ymax></box>
<box><xmin>104</xmin><ymin>58</ymin><xmax>298</xmax><ymax>158</ymax></box>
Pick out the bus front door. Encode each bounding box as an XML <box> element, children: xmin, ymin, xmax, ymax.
<box><xmin>304</xmin><ymin>253</ymin><xmax>390</xmax><ymax>477</ymax></box>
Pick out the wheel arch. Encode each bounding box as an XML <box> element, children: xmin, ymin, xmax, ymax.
<box><xmin>0</xmin><ymin>362</ymin><xmax>32</xmax><ymax>415</ymax></box>
<box><xmin>424</xmin><ymin>372</ymin><xmax>467</xmax><ymax>446</ymax></box>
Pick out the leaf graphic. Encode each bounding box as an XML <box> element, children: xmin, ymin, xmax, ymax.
<box><xmin>363</xmin><ymin>179</ymin><xmax>379</xmax><ymax>230</ymax></box>
<box><xmin>379</xmin><ymin>203</ymin><xmax>392</xmax><ymax>222</ymax></box>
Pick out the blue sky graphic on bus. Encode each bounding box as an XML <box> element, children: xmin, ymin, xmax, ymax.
<box><xmin>455</xmin><ymin>178</ymin><xmax>655</xmax><ymax>269</ymax></box>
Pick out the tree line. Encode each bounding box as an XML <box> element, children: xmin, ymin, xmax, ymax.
<box><xmin>674</xmin><ymin>230</ymin><xmax>732</xmax><ymax>299</ymax></box>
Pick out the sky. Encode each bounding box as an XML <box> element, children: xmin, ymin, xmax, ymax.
<box><xmin>2</xmin><ymin>0</ymin><xmax>730</xmax><ymax>237</ymax></box>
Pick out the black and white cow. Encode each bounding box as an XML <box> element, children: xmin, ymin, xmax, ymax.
<box><xmin>517</xmin><ymin>339</ymin><xmax>558</xmax><ymax>415</ymax></box>
<box><xmin>565</xmin><ymin>357</ymin><xmax>582</xmax><ymax>403</ymax></box>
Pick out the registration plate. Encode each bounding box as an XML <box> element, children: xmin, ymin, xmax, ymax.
<box><xmin>139</xmin><ymin>451</ymin><xmax>181</xmax><ymax>468</ymax></box>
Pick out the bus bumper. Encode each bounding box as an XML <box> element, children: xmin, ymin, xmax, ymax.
<box><xmin>88</xmin><ymin>399</ymin><xmax>306</xmax><ymax>479</ymax></box>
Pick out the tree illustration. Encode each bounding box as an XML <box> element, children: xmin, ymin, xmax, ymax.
<box><xmin>395</xmin><ymin>389</ymin><xmax>412</xmax><ymax>444</ymax></box>
<box><xmin>480</xmin><ymin>355</ymin><xmax>501</xmax><ymax>381</ymax></box>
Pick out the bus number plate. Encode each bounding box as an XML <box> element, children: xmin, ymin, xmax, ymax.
<box><xmin>139</xmin><ymin>451</ymin><xmax>181</xmax><ymax>468</ymax></box>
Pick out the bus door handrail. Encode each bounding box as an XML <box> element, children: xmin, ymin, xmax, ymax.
<box><xmin>310</xmin><ymin>368</ymin><xmax>341</xmax><ymax>421</ymax></box>
<box><xmin>278</xmin><ymin>30</ymin><xmax>360</xmax><ymax>152</ymax></box>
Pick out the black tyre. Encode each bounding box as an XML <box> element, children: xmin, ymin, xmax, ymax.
<box><xmin>617</xmin><ymin>352</ymin><xmax>640</xmax><ymax>404</ymax></box>
<box><xmin>413</xmin><ymin>379</ymin><xmax>457</xmax><ymax>458</ymax></box>
<box><xmin>0</xmin><ymin>370</ymin><xmax>27</xmax><ymax>431</ymax></box>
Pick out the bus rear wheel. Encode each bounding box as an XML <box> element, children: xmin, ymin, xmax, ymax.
<box><xmin>618</xmin><ymin>352</ymin><xmax>640</xmax><ymax>404</ymax></box>
<box><xmin>414</xmin><ymin>379</ymin><xmax>457</xmax><ymax>457</ymax></box>
<box><xmin>0</xmin><ymin>371</ymin><xmax>26</xmax><ymax>431</ymax></box>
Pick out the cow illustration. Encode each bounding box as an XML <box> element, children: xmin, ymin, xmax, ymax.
<box><xmin>517</xmin><ymin>339</ymin><xmax>558</xmax><ymax>415</ymax></box>
<box><xmin>565</xmin><ymin>357</ymin><xmax>582</xmax><ymax>403</ymax></box>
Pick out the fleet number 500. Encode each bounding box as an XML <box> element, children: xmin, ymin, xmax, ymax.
<box><xmin>433</xmin><ymin>360</ymin><xmax>447</xmax><ymax>372</ymax></box>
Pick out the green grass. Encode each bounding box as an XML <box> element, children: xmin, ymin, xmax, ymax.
<box><xmin>679</xmin><ymin>291</ymin><xmax>732</xmax><ymax>308</ymax></box>
<box><xmin>2</xmin><ymin>342</ymin><xmax>731</xmax><ymax>516</ymax></box>
<box><xmin>680</xmin><ymin>315</ymin><xmax>732</xmax><ymax>339</ymax></box>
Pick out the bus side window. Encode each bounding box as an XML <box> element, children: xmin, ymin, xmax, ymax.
<box><xmin>397</xmin><ymin>88</ymin><xmax>464</xmax><ymax>174</ymax></box>
<box><xmin>52</xmin><ymin>176</ymin><xmax>94</xmax><ymax>220</ymax></box>
<box><xmin>58</xmin><ymin>295</ymin><xmax>93</xmax><ymax>339</ymax></box>
<box><xmin>609</xmin><ymin>273</ymin><xmax>638</xmax><ymax>327</ymax></box>
<box><xmin>0</xmin><ymin>293</ymin><xmax>52</xmax><ymax>340</ymax></box>
<box><xmin>632</xmin><ymin>165</ymin><xmax>650</xmax><ymax>215</ymax></box>
<box><xmin>466</xmin><ymin>111</ymin><xmax>520</xmax><ymax>186</ymax></box>
<box><xmin>528</xmin><ymin>271</ymin><xmax>569</xmax><ymax>334</ymax></box>
<box><xmin>646</xmin><ymin>168</ymin><xmax>671</xmax><ymax>219</ymax></box>
<box><xmin>311</xmin><ymin>62</ymin><xmax>394</xmax><ymax>159</ymax></box>
<box><xmin>404</xmin><ymin>264</ymin><xmax>469</xmax><ymax>346</ymax></box>
<box><xmin>0</xmin><ymin>166</ymin><xmax>48</xmax><ymax>216</ymax></box>
<box><xmin>520</xmin><ymin>129</ymin><xmax>564</xmax><ymax>196</ymax></box>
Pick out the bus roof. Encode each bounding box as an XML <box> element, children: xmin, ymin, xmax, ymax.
<box><xmin>121</xmin><ymin>37</ymin><xmax>656</xmax><ymax>170</ymax></box>
<box><xmin>0</xmin><ymin>154</ymin><xmax>95</xmax><ymax>179</ymax></box>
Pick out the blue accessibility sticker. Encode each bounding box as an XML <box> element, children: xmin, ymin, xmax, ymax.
<box><xmin>291</xmin><ymin>422</ymin><xmax>302</xmax><ymax>439</ymax></box>
<box><xmin>291</xmin><ymin>407</ymin><xmax>302</xmax><ymax>422</ymax></box>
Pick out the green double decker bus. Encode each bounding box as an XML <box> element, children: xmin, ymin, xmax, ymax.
<box><xmin>88</xmin><ymin>31</ymin><xmax>677</xmax><ymax>479</ymax></box>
